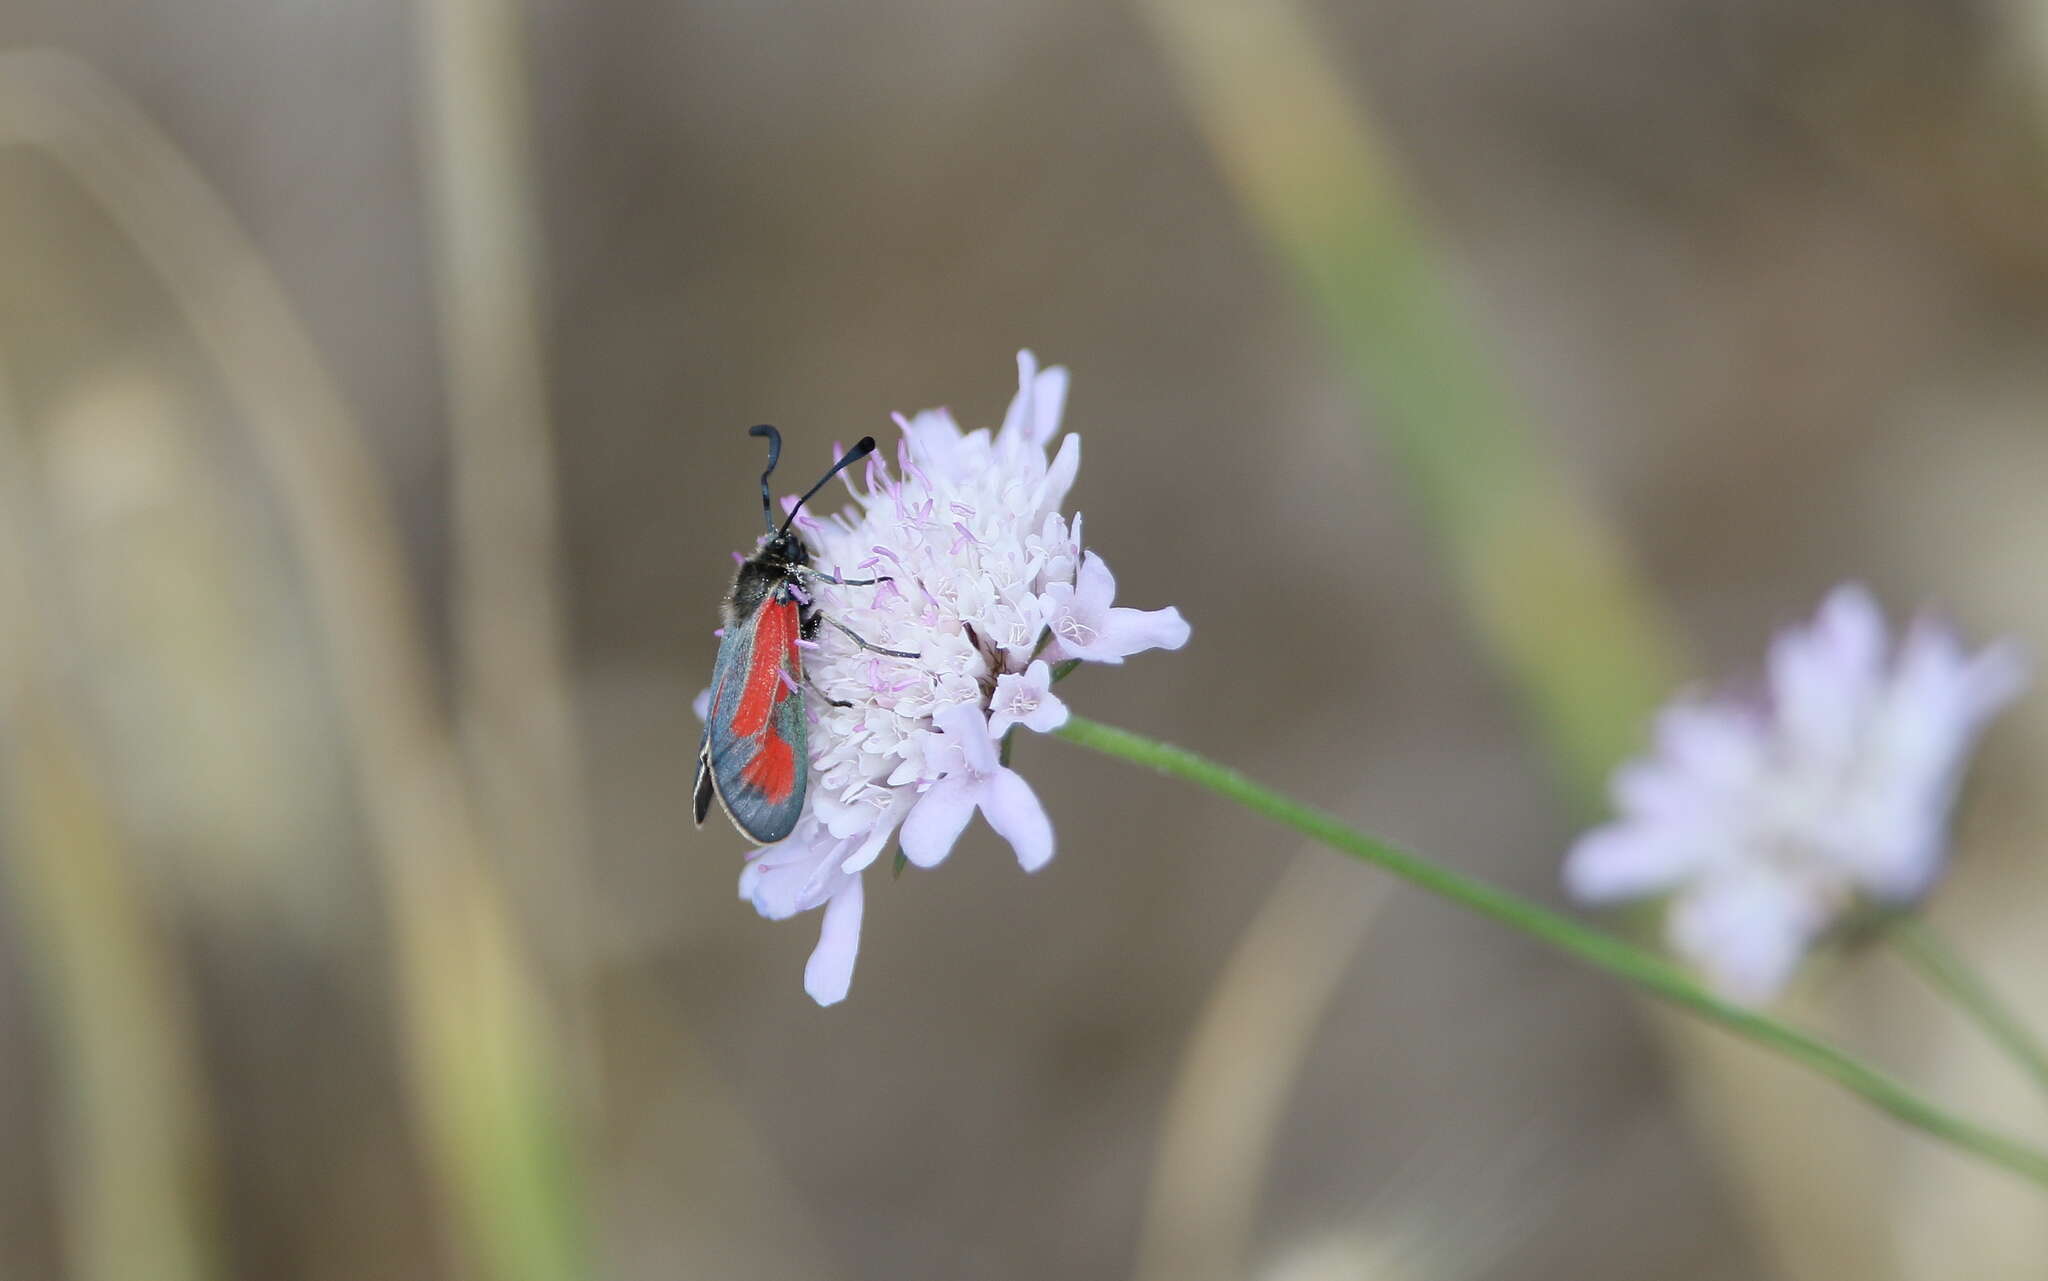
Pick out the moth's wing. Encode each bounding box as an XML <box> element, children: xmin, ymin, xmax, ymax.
<box><xmin>693</xmin><ymin>631</ymin><xmax>746</xmax><ymax>826</ymax></box>
<box><xmin>701</xmin><ymin>595</ymin><xmax>809</xmax><ymax>844</ymax></box>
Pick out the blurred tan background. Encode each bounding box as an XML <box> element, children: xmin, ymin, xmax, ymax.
<box><xmin>2</xmin><ymin>1</ymin><xmax>2048</xmax><ymax>1279</ymax></box>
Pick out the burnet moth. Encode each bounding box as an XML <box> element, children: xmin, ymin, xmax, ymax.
<box><xmin>694</xmin><ymin>426</ymin><xmax>916</xmax><ymax>845</ymax></box>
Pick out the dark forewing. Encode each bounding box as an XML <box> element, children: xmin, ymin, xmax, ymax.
<box><xmin>694</xmin><ymin>628</ymin><xmax>742</xmax><ymax>826</ymax></box>
<box><xmin>701</xmin><ymin>594</ymin><xmax>809</xmax><ymax>843</ymax></box>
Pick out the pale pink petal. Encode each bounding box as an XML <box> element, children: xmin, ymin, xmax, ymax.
<box><xmin>1041</xmin><ymin>553</ymin><xmax>1118</xmax><ymax>662</ymax></box>
<box><xmin>744</xmin><ymin>841</ymin><xmax>837</xmax><ymax>920</ymax></box>
<box><xmin>1848</xmin><ymin>825</ymin><xmax>1944</xmax><ymax>904</ymax></box>
<box><xmin>1610</xmin><ymin>759</ymin><xmax>1732</xmax><ymax>828</ymax></box>
<box><xmin>812</xmin><ymin>787</ymin><xmax>878</xmax><ymax>840</ymax></box>
<box><xmin>1667</xmin><ymin>871</ymin><xmax>1827</xmax><ymax>1005</ymax></box>
<box><xmin>982</xmin><ymin>768</ymin><xmax>1054</xmax><ymax>872</ymax></box>
<box><xmin>1090</xmin><ymin>604</ymin><xmax>1191</xmax><ymax>663</ymax></box>
<box><xmin>897</xmin><ymin>408</ymin><xmax>965</xmax><ymax>473</ymax></box>
<box><xmin>1073</xmin><ymin>550</ymin><xmax>1117</xmax><ymax>614</ymax></box>
<box><xmin>1852</xmin><ymin>625</ymin><xmax>2028</xmax><ymax>899</ymax></box>
<box><xmin>997</xmin><ymin>350</ymin><xmax>1069</xmax><ymax>454</ymax></box>
<box><xmin>900</xmin><ymin>775</ymin><xmax>979</xmax><ymax>868</ymax></box>
<box><xmin>1769</xmin><ymin>583</ymin><xmax>1885</xmax><ymax>765</ymax></box>
<box><xmin>691</xmin><ymin>687</ymin><xmax>712</xmax><ymax>722</ymax></box>
<box><xmin>1563</xmin><ymin>823</ymin><xmax>1712</xmax><ymax>902</ymax></box>
<box><xmin>1038</xmin><ymin>582</ymin><xmax>1080</xmax><ymax>658</ymax></box>
<box><xmin>1019</xmin><ymin>692</ymin><xmax>1069</xmax><ymax>734</ymax></box>
<box><xmin>1648</xmin><ymin>703</ymin><xmax>1767</xmax><ymax>797</ymax></box>
<box><xmin>935</xmin><ymin>702</ymin><xmax>1001</xmax><ymax>775</ymax></box>
<box><xmin>1026</xmin><ymin>362</ymin><xmax>1069</xmax><ymax>446</ymax></box>
<box><xmin>804</xmin><ymin>877</ymin><xmax>865</xmax><ymax>1006</ymax></box>
<box><xmin>1035</xmin><ymin>433</ymin><xmax>1081</xmax><ymax>516</ymax></box>
<box><xmin>838</xmin><ymin>791</ymin><xmax>910</xmax><ymax>873</ymax></box>
<box><xmin>1890</xmin><ymin>623</ymin><xmax>2027</xmax><ymax>747</ymax></box>
<box><xmin>999</xmin><ymin>350</ymin><xmax>1041</xmax><ymax>445</ymax></box>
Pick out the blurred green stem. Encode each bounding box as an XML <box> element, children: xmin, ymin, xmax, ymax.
<box><xmin>1135</xmin><ymin>0</ymin><xmax>1686</xmax><ymax>806</ymax></box>
<box><xmin>1890</xmin><ymin>916</ymin><xmax>2048</xmax><ymax>1101</ymax></box>
<box><xmin>420</xmin><ymin>0</ymin><xmax>595</xmax><ymax>1045</ymax></box>
<box><xmin>1055</xmin><ymin>715</ymin><xmax>2048</xmax><ymax>1188</ymax></box>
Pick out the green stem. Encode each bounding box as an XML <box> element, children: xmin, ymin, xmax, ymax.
<box><xmin>1054</xmin><ymin>715</ymin><xmax>2048</xmax><ymax>1188</ymax></box>
<box><xmin>1891</xmin><ymin>916</ymin><xmax>2048</xmax><ymax>1101</ymax></box>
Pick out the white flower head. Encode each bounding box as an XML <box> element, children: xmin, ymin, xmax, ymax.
<box><xmin>1565</xmin><ymin>584</ymin><xmax>2027</xmax><ymax>1004</ymax></box>
<box><xmin>705</xmin><ymin>351</ymin><xmax>1190</xmax><ymax>1004</ymax></box>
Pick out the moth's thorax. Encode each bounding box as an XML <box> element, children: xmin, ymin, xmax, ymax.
<box><xmin>720</xmin><ymin>530</ymin><xmax>815</xmax><ymax>627</ymax></box>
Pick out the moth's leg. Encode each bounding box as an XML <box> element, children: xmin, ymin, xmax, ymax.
<box><xmin>804</xmin><ymin>673</ymin><xmax>854</xmax><ymax>708</ymax></box>
<box><xmin>802</xmin><ymin>566</ymin><xmax>890</xmax><ymax>587</ymax></box>
<box><xmin>817</xmin><ymin>613</ymin><xmax>919</xmax><ymax>659</ymax></box>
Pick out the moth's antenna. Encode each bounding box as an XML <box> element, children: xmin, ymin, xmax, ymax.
<box><xmin>748</xmin><ymin>424</ymin><xmax>782</xmax><ymax>533</ymax></box>
<box><xmin>777</xmin><ymin>436</ymin><xmax>876</xmax><ymax>535</ymax></box>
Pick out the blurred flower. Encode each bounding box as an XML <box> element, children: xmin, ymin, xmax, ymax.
<box><xmin>1564</xmin><ymin>584</ymin><xmax>2026</xmax><ymax>1003</ymax></box>
<box><xmin>711</xmin><ymin>351</ymin><xmax>1189</xmax><ymax>1004</ymax></box>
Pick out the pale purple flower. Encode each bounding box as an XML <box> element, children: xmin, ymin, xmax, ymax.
<box><xmin>701</xmin><ymin>351</ymin><xmax>1189</xmax><ymax>1004</ymax></box>
<box><xmin>900</xmin><ymin>704</ymin><xmax>1054</xmax><ymax>872</ymax></box>
<box><xmin>989</xmin><ymin>660</ymin><xmax>1070</xmax><ymax>736</ymax></box>
<box><xmin>1565</xmin><ymin>584</ymin><xmax>2027</xmax><ymax>1004</ymax></box>
<box><xmin>736</xmin><ymin>827</ymin><xmax>867</xmax><ymax>1005</ymax></box>
<box><xmin>1043</xmin><ymin>551</ymin><xmax>1191</xmax><ymax>665</ymax></box>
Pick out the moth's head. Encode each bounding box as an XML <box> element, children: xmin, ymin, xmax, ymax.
<box><xmin>758</xmin><ymin>527</ymin><xmax>811</xmax><ymax>569</ymax></box>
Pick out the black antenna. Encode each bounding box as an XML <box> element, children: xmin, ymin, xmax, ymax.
<box><xmin>776</xmin><ymin>436</ymin><xmax>876</xmax><ymax>535</ymax></box>
<box><xmin>748</xmin><ymin>425</ymin><xmax>782</xmax><ymax>533</ymax></box>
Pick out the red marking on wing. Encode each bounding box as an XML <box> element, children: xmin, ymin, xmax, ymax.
<box><xmin>730</xmin><ymin>599</ymin><xmax>802</xmax><ymax>737</ymax></box>
<box><xmin>740</xmin><ymin>734</ymin><xmax>798</xmax><ymax>803</ymax></box>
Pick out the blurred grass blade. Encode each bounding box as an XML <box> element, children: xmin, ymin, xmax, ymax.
<box><xmin>0</xmin><ymin>375</ymin><xmax>223</xmax><ymax>1281</ymax></box>
<box><xmin>0</xmin><ymin>51</ymin><xmax>588</xmax><ymax>1281</ymax></box>
<box><xmin>40</xmin><ymin>360</ymin><xmax>355</xmax><ymax>946</ymax></box>
<box><xmin>418</xmin><ymin>0</ymin><xmax>595</xmax><ymax>1051</ymax></box>
<box><xmin>1134</xmin><ymin>853</ymin><xmax>1390</xmax><ymax>1281</ymax></box>
<box><xmin>1891</xmin><ymin>915</ymin><xmax>2048</xmax><ymax>1101</ymax></box>
<box><xmin>1134</xmin><ymin>0</ymin><xmax>1686</xmax><ymax>804</ymax></box>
